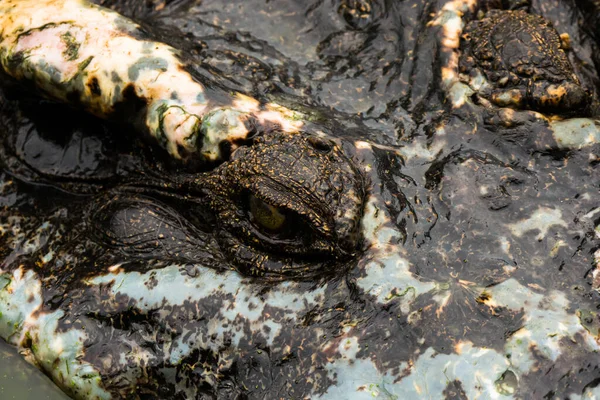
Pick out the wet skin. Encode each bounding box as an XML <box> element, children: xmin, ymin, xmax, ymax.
<box><xmin>89</xmin><ymin>132</ymin><xmax>366</xmax><ymax>281</ymax></box>
<box><xmin>460</xmin><ymin>9</ymin><xmax>592</xmax><ymax>114</ymax></box>
<box><xmin>0</xmin><ymin>0</ymin><xmax>600</xmax><ymax>399</ymax></box>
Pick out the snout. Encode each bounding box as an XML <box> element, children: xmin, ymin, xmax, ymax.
<box><xmin>530</xmin><ymin>80</ymin><xmax>591</xmax><ymax>114</ymax></box>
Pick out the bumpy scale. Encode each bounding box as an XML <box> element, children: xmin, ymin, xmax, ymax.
<box><xmin>459</xmin><ymin>9</ymin><xmax>591</xmax><ymax>114</ymax></box>
<box><xmin>198</xmin><ymin>133</ymin><xmax>366</xmax><ymax>279</ymax></box>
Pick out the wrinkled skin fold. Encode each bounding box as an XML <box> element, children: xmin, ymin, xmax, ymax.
<box><xmin>0</xmin><ymin>0</ymin><xmax>600</xmax><ymax>399</ymax></box>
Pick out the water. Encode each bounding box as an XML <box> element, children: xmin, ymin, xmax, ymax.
<box><xmin>0</xmin><ymin>340</ymin><xmax>69</xmax><ymax>400</ymax></box>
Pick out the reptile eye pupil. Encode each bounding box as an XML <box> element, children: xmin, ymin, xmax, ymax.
<box><xmin>249</xmin><ymin>194</ymin><xmax>286</xmax><ymax>232</ymax></box>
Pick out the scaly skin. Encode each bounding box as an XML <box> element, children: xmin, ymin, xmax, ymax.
<box><xmin>84</xmin><ymin>132</ymin><xmax>366</xmax><ymax>281</ymax></box>
<box><xmin>0</xmin><ymin>0</ymin><xmax>599</xmax><ymax>399</ymax></box>
<box><xmin>0</xmin><ymin>0</ymin><xmax>303</xmax><ymax>162</ymax></box>
<box><xmin>198</xmin><ymin>133</ymin><xmax>366</xmax><ymax>279</ymax></box>
<box><xmin>459</xmin><ymin>9</ymin><xmax>591</xmax><ymax>114</ymax></box>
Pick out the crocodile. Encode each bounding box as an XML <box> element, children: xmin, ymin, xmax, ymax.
<box><xmin>0</xmin><ymin>0</ymin><xmax>599</xmax><ymax>399</ymax></box>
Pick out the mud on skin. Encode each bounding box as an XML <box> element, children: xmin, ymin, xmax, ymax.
<box><xmin>0</xmin><ymin>0</ymin><xmax>600</xmax><ymax>399</ymax></box>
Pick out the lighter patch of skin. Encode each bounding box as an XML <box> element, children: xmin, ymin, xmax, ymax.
<box><xmin>583</xmin><ymin>207</ymin><xmax>600</xmax><ymax>222</ymax></box>
<box><xmin>0</xmin><ymin>0</ymin><xmax>304</xmax><ymax>162</ymax></box>
<box><xmin>550</xmin><ymin>118</ymin><xmax>600</xmax><ymax>149</ymax></box>
<box><xmin>159</xmin><ymin>107</ymin><xmax>201</xmax><ymax>156</ymax></box>
<box><xmin>546</xmin><ymin>85</ymin><xmax>567</xmax><ymax>99</ymax></box>
<box><xmin>446</xmin><ymin>81</ymin><xmax>474</xmax><ymax>108</ymax></box>
<box><xmin>0</xmin><ymin>267</ymin><xmax>109</xmax><ymax>399</ymax></box>
<box><xmin>316</xmin><ymin>339</ymin><xmax>407</xmax><ymax>400</ymax></box>
<box><xmin>86</xmin><ymin>264</ymin><xmax>326</xmax><ymax>348</ymax></box>
<box><xmin>316</xmin><ymin>341</ymin><xmax>508</xmax><ymax>400</ymax></box>
<box><xmin>506</xmin><ymin>207</ymin><xmax>568</xmax><ymax>240</ymax></box>
<box><xmin>428</xmin><ymin>0</ymin><xmax>477</xmax><ymax>89</ymax></box>
<box><xmin>467</xmin><ymin>69</ymin><xmax>491</xmax><ymax>92</ymax></box>
<box><xmin>358</xmin><ymin>194</ymin><xmax>436</xmax><ymax>310</ymax></box>
<box><xmin>594</xmin><ymin>224</ymin><xmax>600</xmax><ymax>292</ymax></box>
<box><xmin>254</xmin><ymin>107</ymin><xmax>304</xmax><ymax>132</ymax></box>
<box><xmin>200</xmin><ymin>108</ymin><xmax>253</xmax><ymax>161</ymax></box>
<box><xmin>492</xmin><ymin>89</ymin><xmax>524</xmax><ymax>107</ymax></box>
<box><xmin>14</xmin><ymin>25</ymin><xmax>88</xmax><ymax>80</ymax></box>
<box><xmin>231</xmin><ymin>93</ymin><xmax>261</xmax><ymax>112</ymax></box>
<box><xmin>570</xmin><ymin>387</ymin><xmax>600</xmax><ymax>400</ymax></box>
<box><xmin>594</xmin><ymin>251</ymin><xmax>600</xmax><ymax>286</ymax></box>
<box><xmin>31</xmin><ymin>310</ymin><xmax>111</xmax><ymax>400</ymax></box>
<box><xmin>318</xmin><ymin>277</ymin><xmax>600</xmax><ymax>399</ymax></box>
<box><xmin>392</xmin><ymin>130</ymin><xmax>448</xmax><ymax>162</ymax></box>
<box><xmin>430</xmin><ymin>0</ymin><xmax>478</xmax><ymax>48</ymax></box>
<box><xmin>353</xmin><ymin>140</ymin><xmax>440</xmax><ymax>311</ymax></box>
<box><xmin>360</xmin><ymin>196</ymin><xmax>398</xmax><ymax>250</ymax></box>
<box><xmin>549</xmin><ymin>239</ymin><xmax>568</xmax><ymax>258</ymax></box>
<box><xmin>358</xmin><ymin>250</ymin><xmax>435</xmax><ymax>313</ymax></box>
<box><xmin>0</xmin><ymin>268</ymin><xmax>42</xmax><ymax>345</ymax></box>
<box><xmin>0</xmin><ymin>0</ymin><xmax>210</xmax><ymax>159</ymax></box>
<box><xmin>232</xmin><ymin>95</ymin><xmax>304</xmax><ymax>131</ymax></box>
<box><xmin>484</xmin><ymin>279</ymin><xmax>600</xmax><ymax>375</ymax></box>
<box><xmin>79</xmin><ymin>265</ymin><xmax>330</xmax><ymax>395</ymax></box>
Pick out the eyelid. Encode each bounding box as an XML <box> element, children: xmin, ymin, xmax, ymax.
<box><xmin>243</xmin><ymin>179</ymin><xmax>335</xmax><ymax>238</ymax></box>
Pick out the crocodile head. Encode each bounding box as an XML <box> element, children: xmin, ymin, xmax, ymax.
<box><xmin>89</xmin><ymin>131</ymin><xmax>366</xmax><ymax>281</ymax></box>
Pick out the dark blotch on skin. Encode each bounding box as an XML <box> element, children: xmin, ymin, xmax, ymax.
<box><xmin>60</xmin><ymin>31</ymin><xmax>80</xmax><ymax>61</ymax></box>
<box><xmin>443</xmin><ymin>380</ymin><xmax>469</xmax><ymax>400</ymax></box>
<box><xmin>127</xmin><ymin>57</ymin><xmax>169</xmax><ymax>81</ymax></box>
<box><xmin>110</xmin><ymin>84</ymin><xmax>148</xmax><ymax>125</ymax></box>
<box><xmin>113</xmin><ymin>15</ymin><xmax>149</xmax><ymax>40</ymax></box>
<box><xmin>87</xmin><ymin>77</ymin><xmax>101</xmax><ymax>96</ymax></box>
<box><xmin>4</xmin><ymin>51</ymin><xmax>27</xmax><ymax>74</ymax></box>
<box><xmin>76</xmin><ymin>56</ymin><xmax>94</xmax><ymax>75</ymax></box>
<box><xmin>112</xmin><ymin>84</ymin><xmax>121</xmax><ymax>104</ymax></box>
<box><xmin>111</xmin><ymin>71</ymin><xmax>122</xmax><ymax>83</ymax></box>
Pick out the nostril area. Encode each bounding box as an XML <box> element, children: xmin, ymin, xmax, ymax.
<box><xmin>564</xmin><ymin>84</ymin><xmax>590</xmax><ymax>109</ymax></box>
<box><xmin>307</xmin><ymin>136</ymin><xmax>333</xmax><ymax>153</ymax></box>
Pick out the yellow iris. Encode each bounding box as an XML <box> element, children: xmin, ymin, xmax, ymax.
<box><xmin>249</xmin><ymin>194</ymin><xmax>286</xmax><ymax>231</ymax></box>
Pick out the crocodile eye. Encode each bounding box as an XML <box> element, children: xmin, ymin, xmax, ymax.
<box><xmin>249</xmin><ymin>194</ymin><xmax>287</xmax><ymax>232</ymax></box>
<box><xmin>200</xmin><ymin>132</ymin><xmax>365</xmax><ymax>280</ymax></box>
